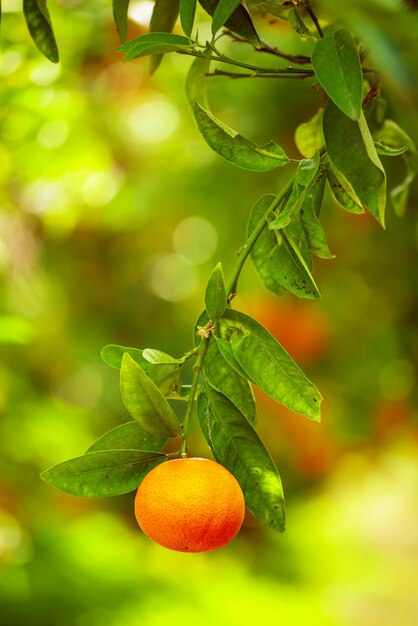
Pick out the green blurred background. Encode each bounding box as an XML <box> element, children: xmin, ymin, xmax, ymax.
<box><xmin>1</xmin><ymin>1</ymin><xmax>417</xmax><ymax>625</ymax></box>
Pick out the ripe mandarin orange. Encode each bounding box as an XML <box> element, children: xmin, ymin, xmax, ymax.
<box><xmin>134</xmin><ymin>457</ymin><xmax>245</xmax><ymax>553</ymax></box>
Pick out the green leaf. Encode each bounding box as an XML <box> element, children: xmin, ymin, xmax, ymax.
<box><xmin>194</xmin><ymin>103</ymin><xmax>292</xmax><ymax>172</ymax></box>
<box><xmin>300</xmin><ymin>172</ymin><xmax>334</xmax><ymax>259</ymax></box>
<box><xmin>186</xmin><ymin>55</ymin><xmax>211</xmax><ymax>107</ymax></box>
<box><xmin>113</xmin><ymin>0</ymin><xmax>130</xmax><ymax>43</ymax></box>
<box><xmin>101</xmin><ymin>344</ymin><xmax>149</xmax><ymax>371</ymax></box>
<box><xmin>205</xmin><ymin>263</ymin><xmax>227</xmax><ymax>322</ymax></box>
<box><xmin>219</xmin><ymin>309</ymin><xmax>322</xmax><ymax>421</ymax></box>
<box><xmin>180</xmin><ymin>0</ymin><xmax>197</xmax><ymax>36</ymax></box>
<box><xmin>325</xmin><ymin>159</ymin><xmax>365</xmax><ymax>214</ymax></box>
<box><xmin>204</xmin><ymin>338</ymin><xmax>256</xmax><ymax>424</ymax></box>
<box><xmin>323</xmin><ymin>100</ymin><xmax>386</xmax><ymax>226</ymax></box>
<box><xmin>215</xmin><ymin>337</ymin><xmax>249</xmax><ymax>379</ymax></box>
<box><xmin>117</xmin><ymin>33</ymin><xmax>191</xmax><ymax>54</ymax></box>
<box><xmin>271</xmin><ymin>227</ymin><xmax>320</xmax><ymax>299</ymax></box>
<box><xmin>248</xmin><ymin>194</ymin><xmax>285</xmax><ymax>296</ymax></box>
<box><xmin>87</xmin><ymin>422</ymin><xmax>167</xmax><ymax>453</ymax></box>
<box><xmin>374</xmin><ymin>142</ymin><xmax>408</xmax><ymax>157</ymax></box>
<box><xmin>373</xmin><ymin>120</ymin><xmax>418</xmax><ymax>216</ymax></box>
<box><xmin>41</xmin><ymin>450</ymin><xmax>167</xmax><ymax>497</ymax></box>
<box><xmin>197</xmin><ymin>388</ymin><xmax>285</xmax><ymax>531</ymax></box>
<box><xmin>142</xmin><ymin>349</ymin><xmax>183</xmax><ymax>365</ymax></box>
<box><xmin>312</xmin><ymin>29</ymin><xmax>362</xmax><ymax>121</ymax></box>
<box><xmin>149</xmin><ymin>0</ymin><xmax>181</xmax><ymax>73</ymax></box>
<box><xmin>287</xmin><ymin>7</ymin><xmax>316</xmax><ymax>40</ymax></box>
<box><xmin>123</xmin><ymin>42</ymin><xmax>191</xmax><ymax>62</ymax></box>
<box><xmin>295</xmin><ymin>109</ymin><xmax>324</xmax><ymax>158</ymax></box>
<box><xmin>23</xmin><ymin>0</ymin><xmax>59</xmax><ymax>63</ymax></box>
<box><xmin>212</xmin><ymin>0</ymin><xmax>242</xmax><ymax>34</ymax></box>
<box><xmin>198</xmin><ymin>0</ymin><xmax>260</xmax><ymax>46</ymax></box>
<box><xmin>120</xmin><ymin>353</ymin><xmax>180</xmax><ymax>437</ymax></box>
<box><xmin>269</xmin><ymin>152</ymin><xmax>320</xmax><ymax>230</ymax></box>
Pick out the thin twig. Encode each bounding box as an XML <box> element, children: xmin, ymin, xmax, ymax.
<box><xmin>205</xmin><ymin>69</ymin><xmax>314</xmax><ymax>80</ymax></box>
<box><xmin>225</xmin><ymin>32</ymin><xmax>311</xmax><ymax>65</ymax></box>
<box><xmin>303</xmin><ymin>0</ymin><xmax>324</xmax><ymax>38</ymax></box>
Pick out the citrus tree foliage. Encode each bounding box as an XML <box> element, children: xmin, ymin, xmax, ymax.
<box><xmin>36</xmin><ymin>1</ymin><xmax>417</xmax><ymax>534</ymax></box>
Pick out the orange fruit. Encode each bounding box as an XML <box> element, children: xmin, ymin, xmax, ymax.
<box><xmin>134</xmin><ymin>457</ymin><xmax>245</xmax><ymax>553</ymax></box>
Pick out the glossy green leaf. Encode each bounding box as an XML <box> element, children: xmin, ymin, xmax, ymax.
<box><xmin>101</xmin><ymin>344</ymin><xmax>150</xmax><ymax>370</ymax></box>
<box><xmin>123</xmin><ymin>42</ymin><xmax>191</xmax><ymax>62</ymax></box>
<box><xmin>113</xmin><ymin>0</ymin><xmax>130</xmax><ymax>43</ymax></box>
<box><xmin>194</xmin><ymin>104</ymin><xmax>292</xmax><ymax>172</ymax></box>
<box><xmin>373</xmin><ymin>119</ymin><xmax>417</xmax><ymax>216</ymax></box>
<box><xmin>149</xmin><ymin>0</ymin><xmax>181</xmax><ymax>73</ymax></box>
<box><xmin>248</xmin><ymin>194</ymin><xmax>285</xmax><ymax>296</ymax></box>
<box><xmin>118</xmin><ymin>32</ymin><xmax>190</xmax><ymax>54</ymax></box>
<box><xmin>271</xmin><ymin>227</ymin><xmax>320</xmax><ymax>299</ymax></box>
<box><xmin>269</xmin><ymin>152</ymin><xmax>320</xmax><ymax>230</ymax></box>
<box><xmin>215</xmin><ymin>337</ymin><xmax>249</xmax><ymax>378</ymax></box>
<box><xmin>120</xmin><ymin>353</ymin><xmax>180</xmax><ymax>437</ymax></box>
<box><xmin>142</xmin><ymin>349</ymin><xmax>183</xmax><ymax>365</ymax></box>
<box><xmin>325</xmin><ymin>159</ymin><xmax>365</xmax><ymax>214</ymax></box>
<box><xmin>186</xmin><ymin>55</ymin><xmax>211</xmax><ymax>107</ymax></box>
<box><xmin>87</xmin><ymin>422</ymin><xmax>167</xmax><ymax>453</ymax></box>
<box><xmin>41</xmin><ymin>450</ymin><xmax>167</xmax><ymax>497</ymax></box>
<box><xmin>219</xmin><ymin>309</ymin><xmax>322</xmax><ymax>421</ymax></box>
<box><xmin>203</xmin><ymin>338</ymin><xmax>256</xmax><ymax>423</ymax></box>
<box><xmin>212</xmin><ymin>0</ymin><xmax>242</xmax><ymax>34</ymax></box>
<box><xmin>180</xmin><ymin>0</ymin><xmax>197</xmax><ymax>36</ymax></box>
<box><xmin>288</xmin><ymin>7</ymin><xmax>316</xmax><ymax>40</ymax></box>
<box><xmin>312</xmin><ymin>29</ymin><xmax>362</xmax><ymax>120</ymax></box>
<box><xmin>295</xmin><ymin>109</ymin><xmax>324</xmax><ymax>158</ymax></box>
<box><xmin>198</xmin><ymin>0</ymin><xmax>260</xmax><ymax>46</ymax></box>
<box><xmin>300</xmin><ymin>172</ymin><xmax>334</xmax><ymax>259</ymax></box>
<box><xmin>374</xmin><ymin>142</ymin><xmax>408</xmax><ymax>157</ymax></box>
<box><xmin>323</xmin><ymin>100</ymin><xmax>386</xmax><ymax>226</ymax></box>
<box><xmin>23</xmin><ymin>0</ymin><xmax>59</xmax><ymax>63</ymax></box>
<box><xmin>205</xmin><ymin>263</ymin><xmax>227</xmax><ymax>322</ymax></box>
<box><xmin>197</xmin><ymin>388</ymin><xmax>285</xmax><ymax>531</ymax></box>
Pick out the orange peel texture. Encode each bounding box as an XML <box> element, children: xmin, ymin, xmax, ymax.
<box><xmin>134</xmin><ymin>457</ymin><xmax>246</xmax><ymax>553</ymax></box>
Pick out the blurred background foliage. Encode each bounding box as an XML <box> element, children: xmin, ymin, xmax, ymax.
<box><xmin>0</xmin><ymin>0</ymin><xmax>418</xmax><ymax>624</ymax></box>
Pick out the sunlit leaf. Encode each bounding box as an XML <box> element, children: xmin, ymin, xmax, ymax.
<box><xmin>198</xmin><ymin>0</ymin><xmax>260</xmax><ymax>45</ymax></box>
<box><xmin>23</xmin><ymin>0</ymin><xmax>59</xmax><ymax>63</ymax></box>
<box><xmin>271</xmin><ymin>227</ymin><xmax>320</xmax><ymax>299</ymax></box>
<box><xmin>194</xmin><ymin>104</ymin><xmax>292</xmax><ymax>172</ymax></box>
<box><xmin>325</xmin><ymin>159</ymin><xmax>365</xmax><ymax>214</ymax></box>
<box><xmin>269</xmin><ymin>152</ymin><xmax>320</xmax><ymax>230</ymax></box>
<box><xmin>374</xmin><ymin>142</ymin><xmax>408</xmax><ymax>157</ymax></box>
<box><xmin>212</xmin><ymin>0</ymin><xmax>242</xmax><ymax>34</ymax></box>
<box><xmin>87</xmin><ymin>422</ymin><xmax>167</xmax><ymax>453</ymax></box>
<box><xmin>323</xmin><ymin>100</ymin><xmax>386</xmax><ymax>226</ymax></box>
<box><xmin>149</xmin><ymin>0</ymin><xmax>181</xmax><ymax>73</ymax></box>
<box><xmin>300</xmin><ymin>172</ymin><xmax>334</xmax><ymax>259</ymax></box>
<box><xmin>312</xmin><ymin>28</ymin><xmax>362</xmax><ymax>120</ymax></box>
<box><xmin>41</xmin><ymin>450</ymin><xmax>167</xmax><ymax>497</ymax></box>
<box><xmin>197</xmin><ymin>387</ymin><xmax>285</xmax><ymax>531</ymax></box>
<box><xmin>142</xmin><ymin>349</ymin><xmax>184</xmax><ymax>364</ymax></box>
<box><xmin>288</xmin><ymin>7</ymin><xmax>316</xmax><ymax>40</ymax></box>
<box><xmin>205</xmin><ymin>263</ymin><xmax>227</xmax><ymax>322</ymax></box>
<box><xmin>203</xmin><ymin>338</ymin><xmax>256</xmax><ymax>423</ymax></box>
<box><xmin>295</xmin><ymin>109</ymin><xmax>324</xmax><ymax>158</ymax></box>
<box><xmin>186</xmin><ymin>55</ymin><xmax>211</xmax><ymax>107</ymax></box>
<box><xmin>101</xmin><ymin>344</ymin><xmax>149</xmax><ymax>371</ymax></box>
<box><xmin>120</xmin><ymin>353</ymin><xmax>180</xmax><ymax>437</ymax></box>
<box><xmin>113</xmin><ymin>0</ymin><xmax>130</xmax><ymax>43</ymax></box>
<box><xmin>248</xmin><ymin>194</ymin><xmax>285</xmax><ymax>296</ymax></box>
<box><xmin>219</xmin><ymin>309</ymin><xmax>322</xmax><ymax>421</ymax></box>
<box><xmin>180</xmin><ymin>0</ymin><xmax>197</xmax><ymax>36</ymax></box>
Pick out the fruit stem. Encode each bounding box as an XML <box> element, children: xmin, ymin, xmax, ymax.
<box><xmin>180</xmin><ymin>334</ymin><xmax>211</xmax><ymax>457</ymax></box>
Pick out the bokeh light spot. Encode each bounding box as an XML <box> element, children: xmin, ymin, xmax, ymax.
<box><xmin>147</xmin><ymin>253</ymin><xmax>198</xmax><ymax>301</ymax></box>
<box><xmin>172</xmin><ymin>216</ymin><xmax>218</xmax><ymax>264</ymax></box>
<box><xmin>37</xmin><ymin>120</ymin><xmax>69</xmax><ymax>149</ymax></box>
<box><xmin>126</xmin><ymin>100</ymin><xmax>180</xmax><ymax>144</ymax></box>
